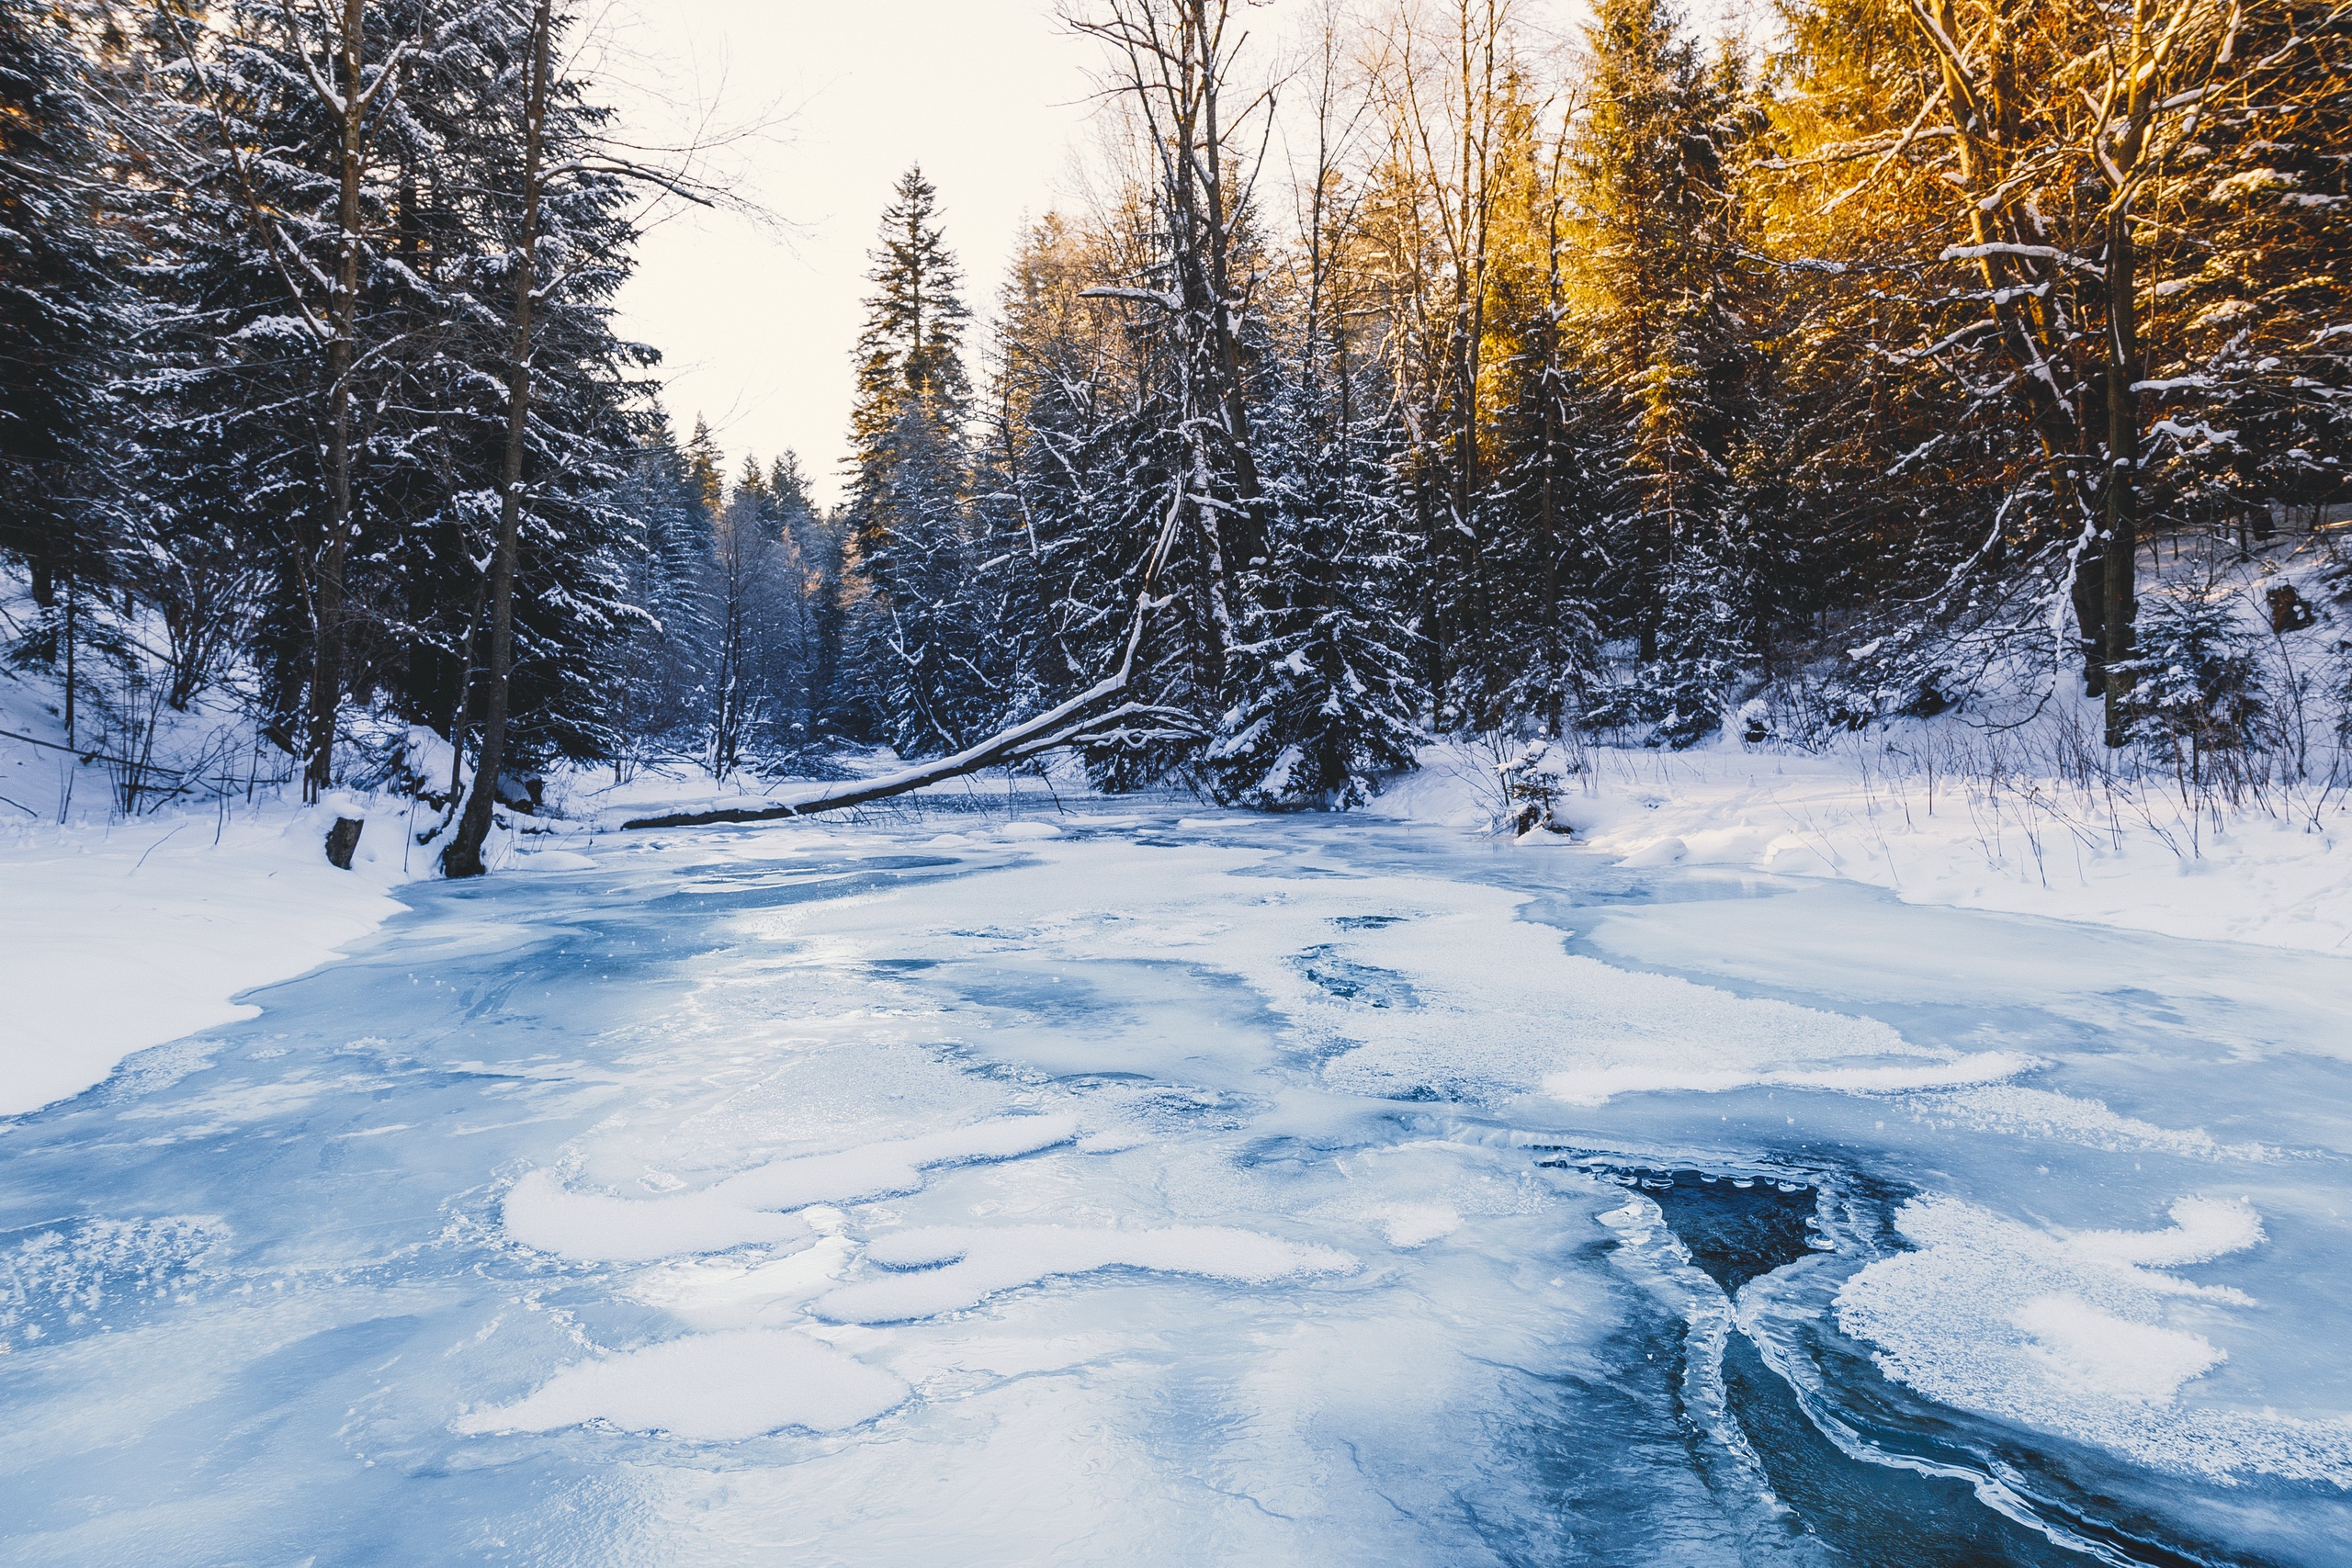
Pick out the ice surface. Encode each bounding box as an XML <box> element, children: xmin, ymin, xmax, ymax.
<box><xmin>731</xmin><ymin>837</ymin><xmax>2027</xmax><ymax>1114</ymax></box>
<box><xmin>706</xmin><ymin>1115</ymin><xmax>1081</xmax><ymax>1209</ymax></box>
<box><xmin>454</xmin><ymin>1328</ymin><xmax>908</xmax><ymax>1440</ymax></box>
<box><xmin>6</xmin><ymin>802</ymin><xmax>2349</xmax><ymax>1564</ymax></box>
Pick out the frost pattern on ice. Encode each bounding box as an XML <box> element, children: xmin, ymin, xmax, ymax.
<box><xmin>0</xmin><ymin>1215</ymin><xmax>228</xmax><ymax>1343</ymax></box>
<box><xmin>1838</xmin><ymin>1194</ymin><xmax>2352</xmax><ymax>1483</ymax></box>
<box><xmin>503</xmin><ymin>1114</ymin><xmax>1080</xmax><ymax>1262</ymax></box>
<box><xmin>453</xmin><ymin>1328</ymin><xmax>909</xmax><ymax>1440</ymax></box>
<box><xmin>1902</xmin><ymin>1085</ymin><xmax>2279</xmax><ymax>1162</ymax></box>
<box><xmin>814</xmin><ymin>1224</ymin><xmax>1359</xmax><ymax>1324</ymax></box>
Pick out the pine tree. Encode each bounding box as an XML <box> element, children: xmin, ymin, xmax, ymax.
<box><xmin>842</xmin><ymin>165</ymin><xmax>983</xmax><ymax>754</ymax></box>
<box><xmin>1205</xmin><ymin>367</ymin><xmax>1424</xmax><ymax>808</ymax></box>
<box><xmin>0</xmin><ymin>0</ymin><xmax>120</xmax><ymax>617</ymax></box>
<box><xmin>606</xmin><ymin>415</ymin><xmax>713</xmax><ymax>775</ymax></box>
<box><xmin>1571</xmin><ymin>0</ymin><xmax>1758</xmax><ymax>666</ymax></box>
<box><xmin>968</xmin><ymin>213</ymin><xmax>1146</xmax><ymax>750</ymax></box>
<box><xmin>1634</xmin><ymin>525</ymin><xmax>1750</xmax><ymax>748</ymax></box>
<box><xmin>2144</xmin><ymin>0</ymin><xmax>2352</xmax><ymax>533</ymax></box>
<box><xmin>682</xmin><ymin>417</ymin><xmax>727</xmax><ymax>514</ymax></box>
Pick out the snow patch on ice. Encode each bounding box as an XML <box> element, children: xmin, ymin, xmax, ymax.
<box><xmin>1544</xmin><ymin>1050</ymin><xmax>2034</xmax><ymax>1106</ymax></box>
<box><xmin>1838</xmin><ymin>1193</ymin><xmax>2352</xmax><ymax>1483</ymax></box>
<box><xmin>1902</xmin><ymin>1086</ymin><xmax>2280</xmax><ymax>1162</ymax></box>
<box><xmin>453</xmin><ymin>1328</ymin><xmax>907</xmax><ymax>1441</ymax></box>
<box><xmin>706</xmin><ymin>1115</ymin><xmax>1081</xmax><ymax>1210</ymax></box>
<box><xmin>502</xmin><ymin>1173</ymin><xmax>816</xmax><ymax>1263</ymax></box>
<box><xmin>814</xmin><ymin>1224</ymin><xmax>1358</xmax><ymax>1324</ymax></box>
<box><xmin>2064</xmin><ymin>1195</ymin><xmax>2267</xmax><ymax>1269</ymax></box>
<box><xmin>503</xmin><ymin>1116</ymin><xmax>1080</xmax><ymax>1263</ymax></box>
<box><xmin>1367</xmin><ymin>1204</ymin><xmax>1464</xmax><ymax>1247</ymax></box>
<box><xmin>2010</xmin><ymin>1296</ymin><xmax>2225</xmax><ymax>1403</ymax></box>
<box><xmin>512</xmin><ymin>849</ymin><xmax>598</xmax><ymax>871</ymax></box>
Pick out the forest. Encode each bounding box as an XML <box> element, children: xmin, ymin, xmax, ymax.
<box><xmin>3</xmin><ymin>0</ymin><xmax>2347</xmax><ymax>870</ymax></box>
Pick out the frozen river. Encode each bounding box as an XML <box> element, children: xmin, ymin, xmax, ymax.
<box><xmin>5</xmin><ymin>802</ymin><xmax>2349</xmax><ymax>1564</ymax></box>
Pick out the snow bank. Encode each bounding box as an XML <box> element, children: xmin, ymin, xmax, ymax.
<box><xmin>0</xmin><ymin>795</ymin><xmax>431</xmax><ymax>1117</ymax></box>
<box><xmin>1371</xmin><ymin>736</ymin><xmax>2352</xmax><ymax>954</ymax></box>
<box><xmin>454</xmin><ymin>1328</ymin><xmax>908</xmax><ymax>1440</ymax></box>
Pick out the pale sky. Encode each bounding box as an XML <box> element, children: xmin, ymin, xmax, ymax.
<box><xmin>596</xmin><ymin>0</ymin><xmax>1753</xmax><ymax>510</ymax></box>
<box><xmin>600</xmin><ymin>1</ymin><xmax>1110</xmax><ymax>508</ymax></box>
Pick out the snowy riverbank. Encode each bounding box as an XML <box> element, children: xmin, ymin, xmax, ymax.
<box><xmin>1375</xmin><ymin>731</ymin><xmax>2352</xmax><ymax>955</ymax></box>
<box><xmin>0</xmin><ymin>795</ymin><xmax>427</xmax><ymax>1116</ymax></box>
<box><xmin>0</xmin><ymin>733</ymin><xmax>1018</xmax><ymax>1117</ymax></box>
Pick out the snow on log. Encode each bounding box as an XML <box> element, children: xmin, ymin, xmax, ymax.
<box><xmin>620</xmin><ymin>677</ymin><xmax>1197</xmax><ymax>830</ymax></box>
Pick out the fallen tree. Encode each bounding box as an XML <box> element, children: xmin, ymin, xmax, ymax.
<box><xmin>618</xmin><ymin>683</ymin><xmax>1198</xmax><ymax>829</ymax></box>
<box><xmin>624</xmin><ymin>497</ymin><xmax>1198</xmax><ymax>831</ymax></box>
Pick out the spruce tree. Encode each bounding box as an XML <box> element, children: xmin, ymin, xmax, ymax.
<box><xmin>0</xmin><ymin>0</ymin><xmax>119</xmax><ymax>616</ymax></box>
<box><xmin>842</xmin><ymin>165</ymin><xmax>982</xmax><ymax>753</ymax></box>
<box><xmin>1206</xmin><ymin>367</ymin><xmax>1424</xmax><ymax>808</ymax></box>
<box><xmin>1571</xmin><ymin>0</ymin><xmax>1758</xmax><ymax>666</ymax></box>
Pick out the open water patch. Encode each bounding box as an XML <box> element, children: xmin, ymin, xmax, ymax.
<box><xmin>1551</xmin><ymin>1154</ymin><xmax>2259</xmax><ymax>1564</ymax></box>
<box><xmin>1286</xmin><ymin>944</ymin><xmax>1419</xmax><ymax>1010</ymax></box>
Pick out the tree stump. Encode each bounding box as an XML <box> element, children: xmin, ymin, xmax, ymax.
<box><xmin>325</xmin><ymin>817</ymin><xmax>365</xmax><ymax>870</ymax></box>
<box><xmin>2267</xmin><ymin>584</ymin><xmax>2316</xmax><ymax>634</ymax></box>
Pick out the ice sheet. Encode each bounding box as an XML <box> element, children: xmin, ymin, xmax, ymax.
<box><xmin>7</xmin><ymin>805</ymin><xmax>2350</xmax><ymax>1565</ymax></box>
<box><xmin>730</xmin><ymin>840</ymin><xmax>2024</xmax><ymax>1111</ymax></box>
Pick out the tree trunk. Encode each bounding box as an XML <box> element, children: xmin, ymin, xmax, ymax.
<box><xmin>2100</xmin><ymin>204</ymin><xmax>2141</xmax><ymax>747</ymax></box>
<box><xmin>443</xmin><ymin>0</ymin><xmax>551</xmax><ymax>878</ymax></box>
<box><xmin>306</xmin><ymin>0</ymin><xmax>369</xmax><ymax>803</ymax></box>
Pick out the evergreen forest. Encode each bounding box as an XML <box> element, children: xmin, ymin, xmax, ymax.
<box><xmin>5</xmin><ymin>0</ymin><xmax>2348</xmax><ymax>864</ymax></box>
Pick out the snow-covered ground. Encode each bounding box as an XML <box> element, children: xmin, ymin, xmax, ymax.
<box><xmin>0</xmin><ymin>795</ymin><xmax>429</xmax><ymax>1116</ymax></box>
<box><xmin>1375</xmin><ymin>724</ymin><xmax>2352</xmax><ymax>955</ymax></box>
